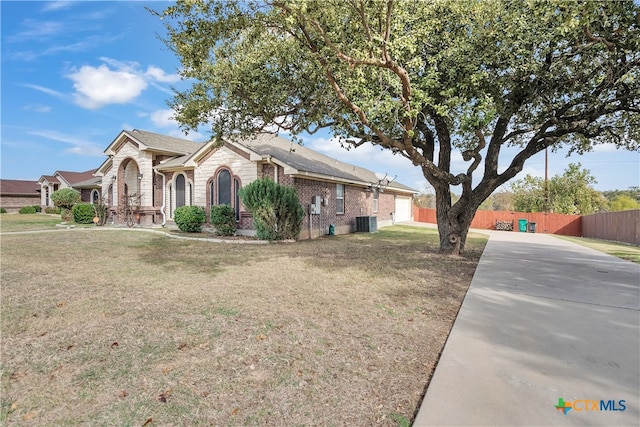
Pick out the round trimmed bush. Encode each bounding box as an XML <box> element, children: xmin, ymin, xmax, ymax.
<box><xmin>72</xmin><ymin>203</ymin><xmax>96</xmax><ymax>224</ymax></box>
<box><xmin>174</xmin><ymin>206</ymin><xmax>206</xmax><ymax>232</ymax></box>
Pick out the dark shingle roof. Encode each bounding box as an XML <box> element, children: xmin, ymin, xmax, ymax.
<box><xmin>236</xmin><ymin>134</ymin><xmax>416</xmax><ymax>192</ymax></box>
<box><xmin>71</xmin><ymin>176</ymin><xmax>102</xmax><ymax>189</ymax></box>
<box><xmin>57</xmin><ymin>169</ymin><xmax>98</xmax><ymax>185</ymax></box>
<box><xmin>0</xmin><ymin>179</ymin><xmax>40</xmax><ymax>195</ymax></box>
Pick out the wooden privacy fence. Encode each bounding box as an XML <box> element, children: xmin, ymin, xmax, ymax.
<box><xmin>582</xmin><ymin>210</ymin><xmax>640</xmax><ymax>245</ymax></box>
<box><xmin>412</xmin><ymin>206</ymin><xmax>582</xmax><ymax>236</ymax></box>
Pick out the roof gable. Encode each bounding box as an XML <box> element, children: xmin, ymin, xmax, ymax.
<box><xmin>105</xmin><ymin>129</ymin><xmax>202</xmax><ymax>156</ymax></box>
<box><xmin>55</xmin><ymin>169</ymin><xmax>98</xmax><ymax>186</ymax></box>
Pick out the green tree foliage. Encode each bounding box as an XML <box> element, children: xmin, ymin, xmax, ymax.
<box><xmin>603</xmin><ymin>187</ymin><xmax>640</xmax><ymax>204</ymax></box>
<box><xmin>239</xmin><ymin>178</ymin><xmax>304</xmax><ymax>240</ymax></box>
<box><xmin>210</xmin><ymin>204</ymin><xmax>237</xmax><ymax>236</ymax></box>
<box><xmin>72</xmin><ymin>204</ymin><xmax>96</xmax><ymax>224</ymax></box>
<box><xmin>51</xmin><ymin>188</ymin><xmax>81</xmax><ymax>221</ymax></box>
<box><xmin>50</xmin><ymin>188</ymin><xmax>80</xmax><ymax>211</ymax></box>
<box><xmin>512</xmin><ymin>163</ymin><xmax>607</xmax><ymax>214</ymax></box>
<box><xmin>609</xmin><ymin>195</ymin><xmax>640</xmax><ymax>211</ymax></box>
<box><xmin>154</xmin><ymin>0</ymin><xmax>639</xmax><ymax>254</ymax></box>
<box><xmin>174</xmin><ymin>206</ymin><xmax>206</xmax><ymax>232</ymax></box>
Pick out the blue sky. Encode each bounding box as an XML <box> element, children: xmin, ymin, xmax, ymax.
<box><xmin>1</xmin><ymin>1</ymin><xmax>638</xmax><ymax>193</ymax></box>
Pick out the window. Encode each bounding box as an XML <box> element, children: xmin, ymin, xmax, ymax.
<box><xmin>234</xmin><ymin>178</ymin><xmax>240</xmax><ymax>221</ymax></box>
<box><xmin>208</xmin><ymin>180</ymin><xmax>215</xmax><ymax>209</ymax></box>
<box><xmin>91</xmin><ymin>189</ymin><xmax>100</xmax><ymax>205</ymax></box>
<box><xmin>176</xmin><ymin>174</ymin><xmax>185</xmax><ymax>208</ymax></box>
<box><xmin>218</xmin><ymin>169</ymin><xmax>231</xmax><ymax>206</ymax></box>
<box><xmin>336</xmin><ymin>184</ymin><xmax>345</xmax><ymax>214</ymax></box>
<box><xmin>373</xmin><ymin>190</ymin><xmax>379</xmax><ymax>213</ymax></box>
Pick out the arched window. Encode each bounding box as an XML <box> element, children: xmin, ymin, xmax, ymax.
<box><xmin>176</xmin><ymin>174</ymin><xmax>185</xmax><ymax>208</ymax></box>
<box><xmin>91</xmin><ymin>189</ymin><xmax>100</xmax><ymax>205</ymax></box>
<box><xmin>217</xmin><ymin>169</ymin><xmax>231</xmax><ymax>206</ymax></box>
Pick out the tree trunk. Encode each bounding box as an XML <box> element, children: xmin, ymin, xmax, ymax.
<box><xmin>434</xmin><ymin>183</ymin><xmax>476</xmax><ymax>255</ymax></box>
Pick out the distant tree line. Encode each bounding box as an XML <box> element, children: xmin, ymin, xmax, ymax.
<box><xmin>415</xmin><ymin>163</ymin><xmax>639</xmax><ymax>214</ymax></box>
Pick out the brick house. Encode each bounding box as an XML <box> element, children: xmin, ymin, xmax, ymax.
<box><xmin>96</xmin><ymin>129</ymin><xmax>416</xmax><ymax>238</ymax></box>
<box><xmin>0</xmin><ymin>179</ymin><xmax>40</xmax><ymax>212</ymax></box>
<box><xmin>38</xmin><ymin>169</ymin><xmax>99</xmax><ymax>209</ymax></box>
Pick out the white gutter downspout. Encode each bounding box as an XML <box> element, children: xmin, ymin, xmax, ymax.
<box><xmin>154</xmin><ymin>169</ymin><xmax>167</xmax><ymax>226</ymax></box>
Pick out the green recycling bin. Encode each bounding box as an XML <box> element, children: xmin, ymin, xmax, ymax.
<box><xmin>328</xmin><ymin>224</ymin><xmax>335</xmax><ymax>236</ymax></box>
<box><xmin>518</xmin><ymin>219</ymin><xmax>528</xmax><ymax>232</ymax></box>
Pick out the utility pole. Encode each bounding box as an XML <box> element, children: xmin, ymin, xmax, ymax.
<box><xmin>544</xmin><ymin>147</ymin><xmax>549</xmax><ymax>212</ymax></box>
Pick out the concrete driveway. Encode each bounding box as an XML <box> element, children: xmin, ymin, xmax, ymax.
<box><xmin>413</xmin><ymin>230</ymin><xmax>640</xmax><ymax>426</ymax></box>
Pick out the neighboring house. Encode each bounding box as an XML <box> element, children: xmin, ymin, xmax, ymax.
<box><xmin>96</xmin><ymin>129</ymin><xmax>416</xmax><ymax>238</ymax></box>
<box><xmin>0</xmin><ymin>179</ymin><xmax>40</xmax><ymax>212</ymax></box>
<box><xmin>38</xmin><ymin>169</ymin><xmax>99</xmax><ymax>208</ymax></box>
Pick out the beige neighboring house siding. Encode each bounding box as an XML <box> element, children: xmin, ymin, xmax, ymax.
<box><xmin>109</xmin><ymin>140</ymin><xmax>154</xmax><ymax>207</ymax></box>
<box><xmin>193</xmin><ymin>145</ymin><xmax>258</xmax><ymax>207</ymax></box>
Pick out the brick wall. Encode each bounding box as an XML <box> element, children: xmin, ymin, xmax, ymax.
<box><xmin>0</xmin><ymin>195</ymin><xmax>41</xmax><ymax>212</ymax></box>
<box><xmin>294</xmin><ymin>178</ymin><xmax>397</xmax><ymax>238</ymax></box>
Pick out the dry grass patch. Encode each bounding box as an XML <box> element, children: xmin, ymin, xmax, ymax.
<box><xmin>554</xmin><ymin>235</ymin><xmax>640</xmax><ymax>263</ymax></box>
<box><xmin>1</xmin><ymin>225</ymin><xmax>485</xmax><ymax>426</ymax></box>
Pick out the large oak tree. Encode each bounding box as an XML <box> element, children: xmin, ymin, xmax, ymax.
<box><xmin>154</xmin><ymin>0</ymin><xmax>639</xmax><ymax>254</ymax></box>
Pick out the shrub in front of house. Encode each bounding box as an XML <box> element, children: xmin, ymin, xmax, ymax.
<box><xmin>239</xmin><ymin>178</ymin><xmax>304</xmax><ymax>241</ymax></box>
<box><xmin>174</xmin><ymin>206</ymin><xmax>206</xmax><ymax>232</ymax></box>
<box><xmin>210</xmin><ymin>204</ymin><xmax>237</xmax><ymax>236</ymax></box>
<box><xmin>19</xmin><ymin>206</ymin><xmax>37</xmax><ymax>214</ymax></box>
<box><xmin>45</xmin><ymin>207</ymin><xmax>61</xmax><ymax>215</ymax></box>
<box><xmin>72</xmin><ymin>203</ymin><xmax>96</xmax><ymax>224</ymax></box>
<box><xmin>0</xmin><ymin>208</ymin><xmax>6</xmax><ymax>214</ymax></box>
<box><xmin>51</xmin><ymin>188</ymin><xmax>81</xmax><ymax>221</ymax></box>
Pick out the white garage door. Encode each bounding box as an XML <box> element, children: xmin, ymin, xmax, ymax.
<box><xmin>394</xmin><ymin>196</ymin><xmax>413</xmax><ymax>223</ymax></box>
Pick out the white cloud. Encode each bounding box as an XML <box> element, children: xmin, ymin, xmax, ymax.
<box><xmin>23</xmin><ymin>83</ymin><xmax>66</xmax><ymax>99</ymax></box>
<box><xmin>8</xmin><ymin>20</ymin><xmax>63</xmax><ymax>42</ymax></box>
<box><xmin>41</xmin><ymin>1</ymin><xmax>74</xmax><ymax>12</ymax></box>
<box><xmin>22</xmin><ymin>104</ymin><xmax>52</xmax><ymax>113</ymax></box>
<box><xmin>28</xmin><ymin>130</ymin><xmax>103</xmax><ymax>156</ymax></box>
<box><xmin>149</xmin><ymin>109</ymin><xmax>176</xmax><ymax>127</ymax></box>
<box><xmin>68</xmin><ymin>64</ymin><xmax>148</xmax><ymax>109</ymax></box>
<box><xmin>148</xmin><ymin>108</ymin><xmax>206</xmax><ymax>142</ymax></box>
<box><xmin>67</xmin><ymin>58</ymin><xmax>181</xmax><ymax>109</ymax></box>
<box><xmin>145</xmin><ymin>66</ymin><xmax>180</xmax><ymax>83</ymax></box>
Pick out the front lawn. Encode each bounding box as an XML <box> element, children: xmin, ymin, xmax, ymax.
<box><xmin>1</xmin><ymin>225</ymin><xmax>486</xmax><ymax>426</ymax></box>
<box><xmin>0</xmin><ymin>213</ymin><xmax>63</xmax><ymax>232</ymax></box>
